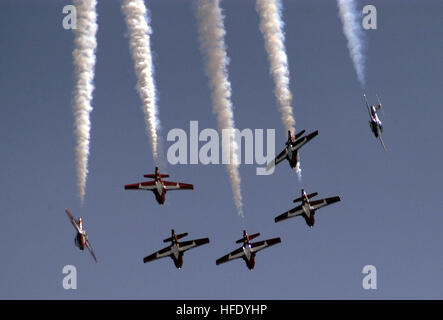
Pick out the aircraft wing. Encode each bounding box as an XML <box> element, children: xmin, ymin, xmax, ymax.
<box><xmin>216</xmin><ymin>247</ymin><xmax>245</xmax><ymax>265</ymax></box>
<box><xmin>163</xmin><ymin>181</ymin><xmax>194</xmax><ymax>191</ymax></box>
<box><xmin>274</xmin><ymin>205</ymin><xmax>304</xmax><ymax>223</ymax></box>
<box><xmin>309</xmin><ymin>196</ymin><xmax>341</xmax><ymax>211</ymax></box>
<box><xmin>379</xmin><ymin>136</ymin><xmax>387</xmax><ymax>152</ymax></box>
<box><xmin>65</xmin><ymin>208</ymin><xmax>74</xmax><ymax>220</ymax></box>
<box><xmin>85</xmin><ymin>239</ymin><xmax>97</xmax><ymax>263</ymax></box>
<box><xmin>290</xmin><ymin>130</ymin><xmax>318</xmax><ymax>152</ymax></box>
<box><xmin>65</xmin><ymin>208</ymin><xmax>80</xmax><ymax>232</ymax></box>
<box><xmin>250</xmin><ymin>237</ymin><xmax>281</xmax><ymax>253</ymax></box>
<box><xmin>143</xmin><ymin>245</ymin><xmax>173</xmax><ymax>263</ymax></box>
<box><xmin>178</xmin><ymin>238</ymin><xmax>210</xmax><ymax>253</ymax></box>
<box><xmin>125</xmin><ymin>181</ymin><xmax>156</xmax><ymax>190</ymax></box>
<box><xmin>363</xmin><ymin>94</ymin><xmax>372</xmax><ymax>117</ymax></box>
<box><xmin>266</xmin><ymin>148</ymin><xmax>288</xmax><ymax>171</ymax></box>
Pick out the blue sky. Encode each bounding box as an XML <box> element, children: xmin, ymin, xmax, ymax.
<box><xmin>0</xmin><ymin>0</ymin><xmax>441</xmax><ymax>299</ymax></box>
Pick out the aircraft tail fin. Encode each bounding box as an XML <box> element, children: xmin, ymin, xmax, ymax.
<box><xmin>294</xmin><ymin>130</ymin><xmax>306</xmax><ymax>140</ymax></box>
<box><xmin>307</xmin><ymin>192</ymin><xmax>318</xmax><ymax>200</ymax></box>
<box><xmin>236</xmin><ymin>232</ymin><xmax>260</xmax><ymax>244</ymax></box>
<box><xmin>145</xmin><ymin>167</ymin><xmax>170</xmax><ymax>179</ymax></box>
<box><xmin>286</xmin><ymin>130</ymin><xmax>292</xmax><ymax>145</ymax></box>
<box><xmin>293</xmin><ymin>192</ymin><xmax>318</xmax><ymax>203</ymax></box>
<box><xmin>144</xmin><ymin>174</ymin><xmax>170</xmax><ymax>179</ymax></box>
<box><xmin>163</xmin><ymin>232</ymin><xmax>188</xmax><ymax>243</ymax></box>
<box><xmin>176</xmin><ymin>232</ymin><xmax>188</xmax><ymax>240</ymax></box>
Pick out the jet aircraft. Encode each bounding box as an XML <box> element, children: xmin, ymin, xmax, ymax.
<box><xmin>274</xmin><ymin>189</ymin><xmax>341</xmax><ymax>227</ymax></box>
<box><xmin>267</xmin><ymin>130</ymin><xmax>318</xmax><ymax>171</ymax></box>
<box><xmin>216</xmin><ymin>230</ymin><xmax>281</xmax><ymax>270</ymax></box>
<box><xmin>124</xmin><ymin>167</ymin><xmax>194</xmax><ymax>204</ymax></box>
<box><xmin>64</xmin><ymin>208</ymin><xmax>97</xmax><ymax>263</ymax></box>
<box><xmin>364</xmin><ymin>93</ymin><xmax>387</xmax><ymax>151</ymax></box>
<box><xmin>143</xmin><ymin>229</ymin><xmax>210</xmax><ymax>269</ymax></box>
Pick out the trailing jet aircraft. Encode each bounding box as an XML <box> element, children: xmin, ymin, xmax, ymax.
<box><xmin>274</xmin><ymin>189</ymin><xmax>341</xmax><ymax>228</ymax></box>
<box><xmin>143</xmin><ymin>229</ymin><xmax>210</xmax><ymax>269</ymax></box>
<box><xmin>216</xmin><ymin>230</ymin><xmax>281</xmax><ymax>270</ymax></box>
<box><xmin>364</xmin><ymin>93</ymin><xmax>387</xmax><ymax>151</ymax></box>
<box><xmin>64</xmin><ymin>208</ymin><xmax>97</xmax><ymax>263</ymax></box>
<box><xmin>267</xmin><ymin>130</ymin><xmax>318</xmax><ymax>171</ymax></box>
<box><xmin>124</xmin><ymin>167</ymin><xmax>194</xmax><ymax>204</ymax></box>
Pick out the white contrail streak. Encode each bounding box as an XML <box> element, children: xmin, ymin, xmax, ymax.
<box><xmin>122</xmin><ymin>0</ymin><xmax>160</xmax><ymax>164</ymax></box>
<box><xmin>256</xmin><ymin>0</ymin><xmax>300</xmax><ymax>178</ymax></box>
<box><xmin>256</xmin><ymin>0</ymin><xmax>295</xmax><ymax>134</ymax></box>
<box><xmin>72</xmin><ymin>0</ymin><xmax>98</xmax><ymax>204</ymax></box>
<box><xmin>196</xmin><ymin>0</ymin><xmax>243</xmax><ymax>217</ymax></box>
<box><xmin>337</xmin><ymin>0</ymin><xmax>366</xmax><ymax>88</ymax></box>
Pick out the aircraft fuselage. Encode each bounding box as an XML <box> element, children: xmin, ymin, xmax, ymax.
<box><xmin>152</xmin><ymin>179</ymin><xmax>167</xmax><ymax>204</ymax></box>
<box><xmin>241</xmin><ymin>243</ymin><xmax>256</xmax><ymax>270</ymax></box>
<box><xmin>369</xmin><ymin>106</ymin><xmax>383</xmax><ymax>138</ymax></box>
<box><xmin>153</xmin><ymin>169</ymin><xmax>167</xmax><ymax>204</ymax></box>
<box><xmin>286</xmin><ymin>148</ymin><xmax>299</xmax><ymax>169</ymax></box>
<box><xmin>169</xmin><ymin>241</ymin><xmax>184</xmax><ymax>269</ymax></box>
<box><xmin>75</xmin><ymin>232</ymin><xmax>86</xmax><ymax>251</ymax></box>
<box><xmin>73</xmin><ymin>219</ymin><xmax>87</xmax><ymax>250</ymax></box>
<box><xmin>370</xmin><ymin>119</ymin><xmax>382</xmax><ymax>137</ymax></box>
<box><xmin>301</xmin><ymin>197</ymin><xmax>315</xmax><ymax>227</ymax></box>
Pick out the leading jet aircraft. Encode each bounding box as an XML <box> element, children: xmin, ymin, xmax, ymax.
<box><xmin>64</xmin><ymin>208</ymin><xmax>97</xmax><ymax>263</ymax></box>
<box><xmin>124</xmin><ymin>167</ymin><xmax>194</xmax><ymax>205</ymax></box>
<box><xmin>274</xmin><ymin>189</ymin><xmax>341</xmax><ymax>228</ymax></box>
<box><xmin>143</xmin><ymin>229</ymin><xmax>210</xmax><ymax>269</ymax></box>
<box><xmin>266</xmin><ymin>130</ymin><xmax>318</xmax><ymax>171</ymax></box>
<box><xmin>216</xmin><ymin>230</ymin><xmax>281</xmax><ymax>270</ymax></box>
<box><xmin>364</xmin><ymin>93</ymin><xmax>387</xmax><ymax>151</ymax></box>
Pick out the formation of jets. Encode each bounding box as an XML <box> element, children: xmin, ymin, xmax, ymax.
<box><xmin>64</xmin><ymin>95</ymin><xmax>388</xmax><ymax>268</ymax></box>
<box><xmin>64</xmin><ymin>166</ymin><xmax>339</xmax><ymax>267</ymax></box>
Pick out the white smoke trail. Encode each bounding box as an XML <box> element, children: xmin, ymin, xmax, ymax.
<box><xmin>295</xmin><ymin>162</ymin><xmax>301</xmax><ymax>181</ymax></box>
<box><xmin>122</xmin><ymin>0</ymin><xmax>160</xmax><ymax>164</ymax></box>
<box><xmin>256</xmin><ymin>0</ymin><xmax>295</xmax><ymax>133</ymax></box>
<box><xmin>337</xmin><ymin>0</ymin><xmax>366</xmax><ymax>88</ymax></box>
<box><xmin>256</xmin><ymin>0</ymin><xmax>300</xmax><ymax>178</ymax></box>
<box><xmin>196</xmin><ymin>0</ymin><xmax>243</xmax><ymax>217</ymax></box>
<box><xmin>72</xmin><ymin>0</ymin><xmax>98</xmax><ymax>204</ymax></box>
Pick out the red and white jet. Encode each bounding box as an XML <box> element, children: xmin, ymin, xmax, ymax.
<box><xmin>216</xmin><ymin>230</ymin><xmax>281</xmax><ymax>270</ymax></box>
<box><xmin>274</xmin><ymin>189</ymin><xmax>341</xmax><ymax>227</ymax></box>
<box><xmin>124</xmin><ymin>167</ymin><xmax>194</xmax><ymax>205</ymax></box>
<box><xmin>267</xmin><ymin>130</ymin><xmax>318</xmax><ymax>171</ymax></box>
<box><xmin>64</xmin><ymin>208</ymin><xmax>97</xmax><ymax>263</ymax></box>
<box><xmin>143</xmin><ymin>229</ymin><xmax>210</xmax><ymax>269</ymax></box>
